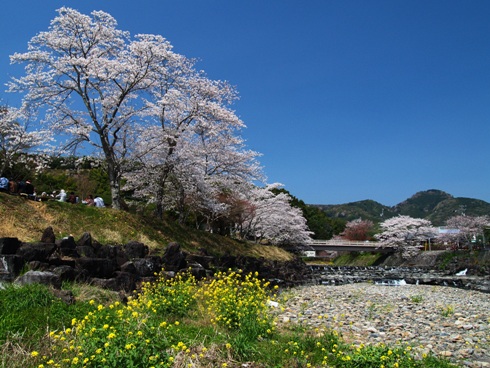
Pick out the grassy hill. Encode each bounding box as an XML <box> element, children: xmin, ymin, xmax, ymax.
<box><xmin>0</xmin><ymin>192</ymin><xmax>292</xmax><ymax>261</ymax></box>
<box><xmin>312</xmin><ymin>189</ymin><xmax>490</xmax><ymax>226</ymax></box>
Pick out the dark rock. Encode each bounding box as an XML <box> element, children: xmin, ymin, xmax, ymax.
<box><xmin>95</xmin><ymin>245</ymin><xmax>129</xmax><ymax>267</ymax></box>
<box><xmin>76</xmin><ymin>245</ymin><xmax>97</xmax><ymax>258</ymax></box>
<box><xmin>0</xmin><ymin>237</ymin><xmax>22</xmax><ymax>255</ymax></box>
<box><xmin>132</xmin><ymin>257</ymin><xmax>162</xmax><ymax>277</ymax></box>
<box><xmin>95</xmin><ymin>244</ymin><xmax>114</xmax><ymax>258</ymax></box>
<box><xmin>58</xmin><ymin>236</ymin><xmax>77</xmax><ymax>249</ymax></box>
<box><xmin>215</xmin><ymin>255</ymin><xmax>237</xmax><ymax>270</ymax></box>
<box><xmin>186</xmin><ymin>254</ymin><xmax>214</xmax><ymax>269</ymax></box>
<box><xmin>40</xmin><ymin>227</ymin><xmax>56</xmax><ymax>244</ymax></box>
<box><xmin>14</xmin><ymin>270</ymin><xmax>62</xmax><ymax>289</ymax></box>
<box><xmin>17</xmin><ymin>243</ymin><xmax>57</xmax><ymax>262</ymax></box>
<box><xmin>75</xmin><ymin>258</ymin><xmax>116</xmax><ymax>279</ymax></box>
<box><xmin>90</xmin><ymin>273</ymin><xmax>137</xmax><ymax>292</ymax></box>
<box><xmin>162</xmin><ymin>242</ymin><xmax>187</xmax><ymax>271</ymax></box>
<box><xmin>48</xmin><ymin>253</ymin><xmax>76</xmax><ymax>268</ymax></box>
<box><xmin>185</xmin><ymin>262</ymin><xmax>208</xmax><ymax>279</ymax></box>
<box><xmin>123</xmin><ymin>241</ymin><xmax>149</xmax><ymax>259</ymax></box>
<box><xmin>120</xmin><ymin>261</ymin><xmax>138</xmax><ymax>274</ymax></box>
<box><xmin>52</xmin><ymin>265</ymin><xmax>76</xmax><ymax>281</ymax></box>
<box><xmin>77</xmin><ymin>232</ymin><xmax>93</xmax><ymax>248</ymax></box>
<box><xmin>0</xmin><ymin>254</ymin><xmax>25</xmax><ymax>277</ymax></box>
<box><xmin>114</xmin><ymin>271</ymin><xmax>138</xmax><ymax>292</ymax></box>
<box><xmin>75</xmin><ymin>269</ymin><xmax>91</xmax><ymax>283</ymax></box>
<box><xmin>28</xmin><ymin>261</ymin><xmax>50</xmax><ymax>271</ymax></box>
<box><xmin>59</xmin><ymin>247</ymin><xmax>80</xmax><ymax>258</ymax></box>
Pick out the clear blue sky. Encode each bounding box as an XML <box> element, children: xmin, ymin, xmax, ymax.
<box><xmin>2</xmin><ymin>1</ymin><xmax>489</xmax><ymax>206</ymax></box>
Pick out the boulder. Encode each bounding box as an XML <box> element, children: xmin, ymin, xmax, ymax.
<box><xmin>17</xmin><ymin>243</ymin><xmax>57</xmax><ymax>262</ymax></box>
<box><xmin>28</xmin><ymin>261</ymin><xmax>50</xmax><ymax>272</ymax></box>
<box><xmin>77</xmin><ymin>232</ymin><xmax>93</xmax><ymax>248</ymax></box>
<box><xmin>132</xmin><ymin>257</ymin><xmax>162</xmax><ymax>277</ymax></box>
<box><xmin>40</xmin><ymin>227</ymin><xmax>56</xmax><ymax>244</ymax></box>
<box><xmin>186</xmin><ymin>254</ymin><xmax>214</xmax><ymax>269</ymax></box>
<box><xmin>59</xmin><ymin>247</ymin><xmax>80</xmax><ymax>258</ymax></box>
<box><xmin>95</xmin><ymin>245</ymin><xmax>129</xmax><ymax>267</ymax></box>
<box><xmin>57</xmin><ymin>236</ymin><xmax>77</xmax><ymax>249</ymax></box>
<box><xmin>114</xmin><ymin>271</ymin><xmax>138</xmax><ymax>292</ymax></box>
<box><xmin>52</xmin><ymin>265</ymin><xmax>77</xmax><ymax>281</ymax></box>
<box><xmin>90</xmin><ymin>272</ymin><xmax>138</xmax><ymax>292</ymax></box>
<box><xmin>120</xmin><ymin>261</ymin><xmax>138</xmax><ymax>274</ymax></box>
<box><xmin>47</xmin><ymin>253</ymin><xmax>76</xmax><ymax>268</ymax></box>
<box><xmin>162</xmin><ymin>242</ymin><xmax>187</xmax><ymax>271</ymax></box>
<box><xmin>14</xmin><ymin>270</ymin><xmax>62</xmax><ymax>289</ymax></box>
<box><xmin>185</xmin><ymin>262</ymin><xmax>208</xmax><ymax>279</ymax></box>
<box><xmin>76</xmin><ymin>246</ymin><xmax>97</xmax><ymax>258</ymax></box>
<box><xmin>0</xmin><ymin>254</ymin><xmax>25</xmax><ymax>282</ymax></box>
<box><xmin>123</xmin><ymin>241</ymin><xmax>149</xmax><ymax>259</ymax></box>
<box><xmin>75</xmin><ymin>258</ymin><xmax>117</xmax><ymax>279</ymax></box>
<box><xmin>0</xmin><ymin>237</ymin><xmax>22</xmax><ymax>255</ymax></box>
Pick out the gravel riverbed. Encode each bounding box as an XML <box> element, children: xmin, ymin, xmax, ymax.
<box><xmin>275</xmin><ymin>283</ymin><xmax>490</xmax><ymax>367</ymax></box>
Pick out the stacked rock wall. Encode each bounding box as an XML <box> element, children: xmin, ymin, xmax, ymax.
<box><xmin>0</xmin><ymin>228</ymin><xmax>311</xmax><ymax>293</ymax></box>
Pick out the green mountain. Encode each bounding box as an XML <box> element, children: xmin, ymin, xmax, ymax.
<box><xmin>312</xmin><ymin>189</ymin><xmax>490</xmax><ymax>226</ymax></box>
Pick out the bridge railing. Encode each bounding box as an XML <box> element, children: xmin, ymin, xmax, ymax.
<box><xmin>309</xmin><ymin>239</ymin><xmax>378</xmax><ymax>247</ymax></box>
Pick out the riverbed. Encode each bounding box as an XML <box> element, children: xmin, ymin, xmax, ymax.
<box><xmin>275</xmin><ymin>283</ymin><xmax>490</xmax><ymax>367</ymax></box>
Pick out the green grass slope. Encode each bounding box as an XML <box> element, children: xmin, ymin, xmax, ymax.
<box><xmin>0</xmin><ymin>192</ymin><xmax>292</xmax><ymax>260</ymax></box>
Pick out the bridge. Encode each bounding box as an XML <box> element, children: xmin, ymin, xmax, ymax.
<box><xmin>305</xmin><ymin>239</ymin><xmax>395</xmax><ymax>255</ymax></box>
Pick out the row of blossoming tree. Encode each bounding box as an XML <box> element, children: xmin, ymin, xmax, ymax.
<box><xmin>342</xmin><ymin>215</ymin><xmax>490</xmax><ymax>258</ymax></box>
<box><xmin>2</xmin><ymin>7</ymin><xmax>313</xmax><ymax>246</ymax></box>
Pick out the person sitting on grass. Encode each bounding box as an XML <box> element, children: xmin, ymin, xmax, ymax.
<box><xmin>0</xmin><ymin>177</ymin><xmax>8</xmax><ymax>192</ymax></box>
<box><xmin>94</xmin><ymin>196</ymin><xmax>105</xmax><ymax>208</ymax></box>
<box><xmin>22</xmin><ymin>180</ymin><xmax>36</xmax><ymax>200</ymax></box>
<box><xmin>56</xmin><ymin>189</ymin><xmax>67</xmax><ymax>202</ymax></box>
<box><xmin>84</xmin><ymin>194</ymin><xmax>95</xmax><ymax>206</ymax></box>
<box><xmin>67</xmin><ymin>191</ymin><xmax>77</xmax><ymax>204</ymax></box>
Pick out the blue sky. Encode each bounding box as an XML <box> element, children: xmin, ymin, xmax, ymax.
<box><xmin>1</xmin><ymin>1</ymin><xmax>489</xmax><ymax>206</ymax></box>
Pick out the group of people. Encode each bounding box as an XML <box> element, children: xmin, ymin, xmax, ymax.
<box><xmin>0</xmin><ymin>177</ymin><xmax>105</xmax><ymax>207</ymax></box>
<box><xmin>53</xmin><ymin>190</ymin><xmax>105</xmax><ymax>207</ymax></box>
<box><xmin>0</xmin><ymin>177</ymin><xmax>36</xmax><ymax>199</ymax></box>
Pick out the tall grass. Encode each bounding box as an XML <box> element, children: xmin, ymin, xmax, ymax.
<box><xmin>0</xmin><ymin>283</ymin><xmax>105</xmax><ymax>368</ymax></box>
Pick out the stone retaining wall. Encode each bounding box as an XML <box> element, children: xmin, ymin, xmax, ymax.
<box><xmin>0</xmin><ymin>228</ymin><xmax>311</xmax><ymax>293</ymax></box>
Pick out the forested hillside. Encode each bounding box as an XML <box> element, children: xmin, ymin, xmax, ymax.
<box><xmin>312</xmin><ymin>189</ymin><xmax>490</xmax><ymax>226</ymax></box>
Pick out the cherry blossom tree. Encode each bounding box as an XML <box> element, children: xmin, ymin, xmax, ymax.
<box><xmin>0</xmin><ymin>105</ymin><xmax>51</xmax><ymax>177</ymax></box>
<box><xmin>236</xmin><ymin>184</ymin><xmax>313</xmax><ymax>246</ymax></box>
<box><xmin>375</xmin><ymin>215</ymin><xmax>437</xmax><ymax>258</ymax></box>
<box><xmin>340</xmin><ymin>218</ymin><xmax>374</xmax><ymax>241</ymax></box>
<box><xmin>123</xmin><ymin>66</ymin><xmax>260</xmax><ymax>219</ymax></box>
<box><xmin>440</xmin><ymin>215</ymin><xmax>490</xmax><ymax>248</ymax></box>
<box><xmin>8</xmin><ymin>8</ymin><xmax>189</xmax><ymax>209</ymax></box>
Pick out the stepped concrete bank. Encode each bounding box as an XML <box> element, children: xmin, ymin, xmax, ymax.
<box><xmin>309</xmin><ymin>250</ymin><xmax>490</xmax><ymax>293</ymax></box>
<box><xmin>310</xmin><ymin>265</ymin><xmax>490</xmax><ymax>293</ymax></box>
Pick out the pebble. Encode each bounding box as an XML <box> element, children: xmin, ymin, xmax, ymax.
<box><xmin>275</xmin><ymin>283</ymin><xmax>490</xmax><ymax>367</ymax></box>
